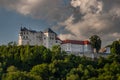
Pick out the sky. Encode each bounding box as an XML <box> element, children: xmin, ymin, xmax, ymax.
<box><xmin>0</xmin><ymin>0</ymin><xmax>120</xmax><ymax>46</ymax></box>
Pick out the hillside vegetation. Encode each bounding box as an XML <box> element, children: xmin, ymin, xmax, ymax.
<box><xmin>0</xmin><ymin>45</ymin><xmax>120</xmax><ymax>80</ymax></box>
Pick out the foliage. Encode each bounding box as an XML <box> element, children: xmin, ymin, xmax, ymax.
<box><xmin>0</xmin><ymin>45</ymin><xmax>120</xmax><ymax>80</ymax></box>
<box><xmin>89</xmin><ymin>35</ymin><xmax>101</xmax><ymax>53</ymax></box>
<box><xmin>111</xmin><ymin>40</ymin><xmax>120</xmax><ymax>55</ymax></box>
<box><xmin>2</xmin><ymin>71</ymin><xmax>42</xmax><ymax>80</ymax></box>
<box><xmin>30</xmin><ymin>63</ymin><xmax>49</xmax><ymax>80</ymax></box>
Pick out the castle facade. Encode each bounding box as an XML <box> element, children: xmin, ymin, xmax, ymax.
<box><xmin>18</xmin><ymin>27</ymin><xmax>92</xmax><ymax>53</ymax></box>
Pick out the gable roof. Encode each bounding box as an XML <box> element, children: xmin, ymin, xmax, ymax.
<box><xmin>44</xmin><ymin>28</ymin><xmax>56</xmax><ymax>34</ymax></box>
<box><xmin>20</xmin><ymin>27</ymin><xmax>42</xmax><ymax>33</ymax></box>
<box><xmin>56</xmin><ymin>37</ymin><xmax>62</xmax><ymax>41</ymax></box>
<box><xmin>21</xmin><ymin>27</ymin><xmax>28</xmax><ymax>31</ymax></box>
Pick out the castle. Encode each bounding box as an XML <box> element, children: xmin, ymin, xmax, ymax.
<box><xmin>18</xmin><ymin>27</ymin><xmax>93</xmax><ymax>54</ymax></box>
<box><xmin>18</xmin><ymin>27</ymin><xmax>111</xmax><ymax>58</ymax></box>
<box><xmin>18</xmin><ymin>27</ymin><xmax>61</xmax><ymax>48</ymax></box>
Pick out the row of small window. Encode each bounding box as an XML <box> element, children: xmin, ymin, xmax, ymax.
<box><xmin>21</xmin><ymin>31</ymin><xmax>40</xmax><ymax>35</ymax></box>
<box><xmin>64</xmin><ymin>48</ymin><xmax>89</xmax><ymax>51</ymax></box>
<box><xmin>49</xmin><ymin>37</ymin><xmax>55</xmax><ymax>40</ymax></box>
<box><xmin>22</xmin><ymin>36</ymin><xmax>57</xmax><ymax>41</ymax></box>
<box><xmin>64</xmin><ymin>47</ymin><xmax>71</xmax><ymax>50</ymax></box>
<box><xmin>36</xmin><ymin>36</ymin><xmax>42</xmax><ymax>39</ymax></box>
<box><xmin>21</xmin><ymin>32</ymin><xmax>29</xmax><ymax>35</ymax></box>
<box><xmin>22</xmin><ymin>36</ymin><xmax>28</xmax><ymax>39</ymax></box>
<box><xmin>43</xmin><ymin>37</ymin><xmax>55</xmax><ymax>40</ymax></box>
<box><xmin>22</xmin><ymin>36</ymin><xmax>44</xmax><ymax>40</ymax></box>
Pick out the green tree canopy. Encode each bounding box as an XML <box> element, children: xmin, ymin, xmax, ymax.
<box><xmin>111</xmin><ymin>40</ymin><xmax>120</xmax><ymax>55</ymax></box>
<box><xmin>66</xmin><ymin>74</ymin><xmax>80</xmax><ymax>80</ymax></box>
<box><xmin>30</xmin><ymin>63</ymin><xmax>49</xmax><ymax>80</ymax></box>
<box><xmin>89</xmin><ymin>35</ymin><xmax>101</xmax><ymax>53</ymax></box>
<box><xmin>0</xmin><ymin>45</ymin><xmax>120</xmax><ymax>80</ymax></box>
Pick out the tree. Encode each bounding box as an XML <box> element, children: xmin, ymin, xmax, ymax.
<box><xmin>0</xmin><ymin>63</ymin><xmax>3</xmax><ymax>78</ymax></box>
<box><xmin>89</xmin><ymin>35</ymin><xmax>101</xmax><ymax>53</ymax></box>
<box><xmin>51</xmin><ymin>45</ymin><xmax>63</xmax><ymax>61</ymax></box>
<box><xmin>111</xmin><ymin>41</ymin><xmax>120</xmax><ymax>55</ymax></box>
<box><xmin>42</xmin><ymin>48</ymin><xmax>52</xmax><ymax>63</ymax></box>
<box><xmin>66</xmin><ymin>74</ymin><xmax>80</xmax><ymax>80</ymax></box>
<box><xmin>52</xmin><ymin>45</ymin><xmax>61</xmax><ymax>53</ymax></box>
<box><xmin>30</xmin><ymin>63</ymin><xmax>49</xmax><ymax>80</ymax></box>
<box><xmin>7</xmin><ymin>66</ymin><xmax>18</xmax><ymax>72</ymax></box>
<box><xmin>2</xmin><ymin>65</ymin><xmax>42</xmax><ymax>80</ymax></box>
<box><xmin>7</xmin><ymin>41</ymin><xmax>17</xmax><ymax>46</ymax></box>
<box><xmin>2</xmin><ymin>71</ymin><xmax>42</xmax><ymax>80</ymax></box>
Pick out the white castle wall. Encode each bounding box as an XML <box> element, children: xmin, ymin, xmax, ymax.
<box><xmin>61</xmin><ymin>43</ymin><xmax>92</xmax><ymax>53</ymax></box>
<box><xmin>18</xmin><ymin>30</ymin><xmax>43</xmax><ymax>46</ymax></box>
<box><xmin>43</xmin><ymin>32</ymin><xmax>57</xmax><ymax>48</ymax></box>
<box><xmin>18</xmin><ymin>27</ymin><xmax>61</xmax><ymax>49</ymax></box>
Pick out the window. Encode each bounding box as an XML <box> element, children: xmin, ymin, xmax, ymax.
<box><xmin>23</xmin><ymin>32</ymin><xmax>25</xmax><ymax>34</ymax></box>
<box><xmin>20</xmin><ymin>32</ymin><xmax>23</xmax><ymax>35</ymax></box>
<box><xmin>52</xmin><ymin>38</ymin><xmax>54</xmax><ymax>40</ymax></box>
<box><xmin>23</xmin><ymin>36</ymin><xmax>25</xmax><ymax>39</ymax></box>
<box><xmin>26</xmin><ymin>36</ymin><xmax>28</xmax><ymax>39</ymax></box>
<box><xmin>22</xmin><ymin>36</ymin><xmax>28</xmax><ymax>39</ymax></box>
<box><xmin>26</xmin><ymin>32</ymin><xmax>28</xmax><ymax>35</ymax></box>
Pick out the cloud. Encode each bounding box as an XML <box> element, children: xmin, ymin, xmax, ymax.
<box><xmin>0</xmin><ymin>0</ymin><xmax>71</xmax><ymax>21</ymax></box>
<box><xmin>57</xmin><ymin>0</ymin><xmax>120</xmax><ymax>46</ymax></box>
<box><xmin>71</xmin><ymin>0</ymin><xmax>103</xmax><ymax>14</ymax></box>
<box><xmin>110</xmin><ymin>32</ymin><xmax>120</xmax><ymax>38</ymax></box>
<box><xmin>110</xmin><ymin>6</ymin><xmax>120</xmax><ymax>18</ymax></box>
<box><xmin>0</xmin><ymin>0</ymin><xmax>120</xmax><ymax>46</ymax></box>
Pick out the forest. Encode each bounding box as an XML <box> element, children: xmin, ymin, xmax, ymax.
<box><xmin>0</xmin><ymin>43</ymin><xmax>120</xmax><ymax>80</ymax></box>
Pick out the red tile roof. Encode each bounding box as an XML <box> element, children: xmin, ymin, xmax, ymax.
<box><xmin>62</xmin><ymin>40</ymin><xmax>90</xmax><ymax>45</ymax></box>
<box><xmin>84</xmin><ymin>40</ymin><xmax>90</xmax><ymax>45</ymax></box>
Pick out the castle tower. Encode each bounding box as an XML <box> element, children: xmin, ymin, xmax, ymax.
<box><xmin>18</xmin><ymin>27</ymin><xmax>29</xmax><ymax>45</ymax></box>
<box><xmin>43</xmin><ymin>28</ymin><xmax>58</xmax><ymax>48</ymax></box>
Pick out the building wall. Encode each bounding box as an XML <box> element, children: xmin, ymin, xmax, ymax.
<box><xmin>43</xmin><ymin>32</ymin><xmax>57</xmax><ymax>48</ymax></box>
<box><xmin>61</xmin><ymin>43</ymin><xmax>92</xmax><ymax>53</ymax></box>
<box><xmin>105</xmin><ymin>47</ymin><xmax>111</xmax><ymax>54</ymax></box>
<box><xmin>84</xmin><ymin>44</ymin><xmax>92</xmax><ymax>53</ymax></box>
<box><xmin>56</xmin><ymin>39</ymin><xmax>62</xmax><ymax>45</ymax></box>
<box><xmin>18</xmin><ymin>28</ymin><xmax>61</xmax><ymax>49</ymax></box>
<box><xmin>18</xmin><ymin>30</ymin><xmax>43</xmax><ymax>46</ymax></box>
<box><xmin>71</xmin><ymin>44</ymin><xmax>84</xmax><ymax>53</ymax></box>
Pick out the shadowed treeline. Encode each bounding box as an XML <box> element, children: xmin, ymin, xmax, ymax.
<box><xmin>0</xmin><ymin>45</ymin><xmax>120</xmax><ymax>80</ymax></box>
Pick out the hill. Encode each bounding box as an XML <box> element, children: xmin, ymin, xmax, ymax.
<box><xmin>0</xmin><ymin>45</ymin><xmax>120</xmax><ymax>80</ymax></box>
